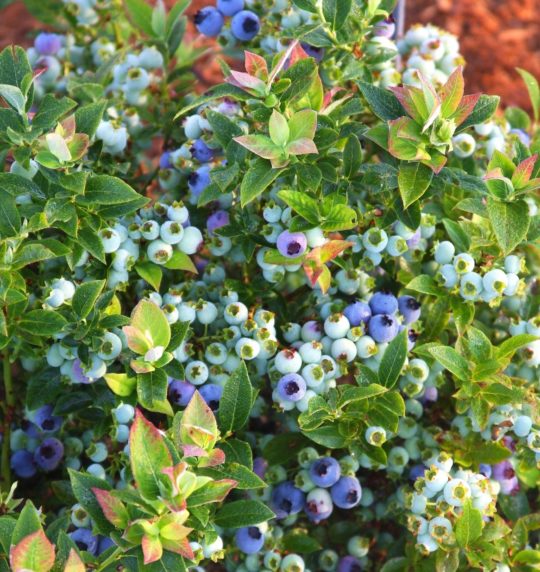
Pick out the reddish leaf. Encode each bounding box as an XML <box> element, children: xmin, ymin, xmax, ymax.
<box><xmin>244</xmin><ymin>51</ymin><xmax>268</xmax><ymax>80</ymax></box>
<box><xmin>161</xmin><ymin>537</ymin><xmax>194</xmax><ymax>560</ymax></box>
<box><xmin>389</xmin><ymin>86</ymin><xmax>421</xmax><ymax>121</ymax></box>
<box><xmin>142</xmin><ymin>535</ymin><xmax>163</xmax><ymax>564</ymax></box>
<box><xmin>234</xmin><ymin>135</ymin><xmax>282</xmax><ymax>161</ymax></box>
<box><xmin>268</xmin><ymin>40</ymin><xmax>299</xmax><ymax>86</ymax></box>
<box><xmin>199</xmin><ymin>447</ymin><xmax>226</xmax><ymax>467</ymax></box>
<box><xmin>92</xmin><ymin>488</ymin><xmax>129</xmax><ymax>528</ymax></box>
<box><xmin>421</xmin><ymin>151</ymin><xmax>447</xmax><ymax>174</ymax></box>
<box><xmin>289</xmin><ymin>42</ymin><xmax>309</xmax><ymax>65</ymax></box>
<box><xmin>287</xmin><ymin>138</ymin><xmax>318</xmax><ymax>155</ymax></box>
<box><xmin>227</xmin><ymin>71</ymin><xmax>266</xmax><ymax>95</ymax></box>
<box><xmin>440</xmin><ymin>66</ymin><xmax>465</xmax><ymax>118</ymax></box>
<box><xmin>512</xmin><ymin>154</ymin><xmax>538</xmax><ymax>189</ymax></box>
<box><xmin>451</xmin><ymin>93</ymin><xmax>481</xmax><ymax>126</ymax></box>
<box><xmin>64</xmin><ymin>549</ymin><xmax>85</xmax><ymax>572</ymax></box>
<box><xmin>10</xmin><ymin>530</ymin><xmax>55</xmax><ymax>572</ymax></box>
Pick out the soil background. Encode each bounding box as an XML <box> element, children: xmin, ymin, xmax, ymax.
<box><xmin>0</xmin><ymin>0</ymin><xmax>539</xmax><ymax>111</ymax></box>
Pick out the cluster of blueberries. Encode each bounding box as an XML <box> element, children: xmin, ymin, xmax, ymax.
<box><xmin>195</xmin><ymin>0</ymin><xmax>260</xmax><ymax>42</ymax></box>
<box><xmin>435</xmin><ymin>245</ymin><xmax>524</xmax><ymax>303</ymax></box>
<box><xmin>404</xmin><ymin>453</ymin><xmax>497</xmax><ymax>554</ymax></box>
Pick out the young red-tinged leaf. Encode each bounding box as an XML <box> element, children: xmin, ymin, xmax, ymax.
<box><xmin>388</xmin><ymin>118</ymin><xmax>428</xmax><ymax>161</ymax></box>
<box><xmin>287</xmin><ymin>138</ymin><xmax>318</xmax><ymax>156</ymax></box>
<box><xmin>244</xmin><ymin>51</ymin><xmax>268</xmax><ymax>80</ymax></box>
<box><xmin>417</xmin><ymin>71</ymin><xmax>440</xmax><ymax>112</ymax></box>
<box><xmin>421</xmin><ymin>150</ymin><xmax>447</xmax><ymax>174</ymax></box>
<box><xmin>10</xmin><ymin>530</ymin><xmax>55</xmax><ymax>572</ymax></box>
<box><xmin>288</xmin><ymin>109</ymin><xmax>317</xmax><ymax>142</ymax></box>
<box><xmin>130</xmin><ymin>410</ymin><xmax>173</xmax><ymax>500</ymax></box>
<box><xmin>316</xmin><ymin>265</ymin><xmax>332</xmax><ymax>294</ymax></box>
<box><xmin>422</xmin><ymin>100</ymin><xmax>441</xmax><ymax>133</ymax></box>
<box><xmin>130</xmin><ymin>299</ymin><xmax>171</xmax><ymax>349</ymax></box>
<box><xmin>142</xmin><ymin>535</ymin><xmax>163</xmax><ymax>564</ymax></box>
<box><xmin>92</xmin><ymin>488</ymin><xmax>129</xmax><ymax>528</ymax></box>
<box><xmin>289</xmin><ymin>42</ymin><xmax>309</xmax><ymax>65</ymax></box>
<box><xmin>226</xmin><ymin>70</ymin><xmax>266</xmax><ymax>95</ymax></box>
<box><xmin>180</xmin><ymin>444</ymin><xmax>208</xmax><ymax>458</ymax></box>
<box><xmin>198</xmin><ymin>447</ymin><xmax>226</xmax><ymax>467</ymax></box>
<box><xmin>319</xmin><ymin>240</ymin><xmax>354</xmax><ymax>263</ymax></box>
<box><xmin>180</xmin><ymin>391</ymin><xmax>219</xmax><ymax>450</ymax></box>
<box><xmin>512</xmin><ymin>154</ymin><xmax>538</xmax><ymax>189</ymax></box>
<box><xmin>451</xmin><ymin>93</ymin><xmax>481</xmax><ymax>125</ymax></box>
<box><xmin>389</xmin><ymin>86</ymin><xmax>424</xmax><ymax>122</ymax></box>
<box><xmin>268</xmin><ymin>110</ymin><xmax>289</xmax><ymax>147</ymax></box>
<box><xmin>159</xmin><ymin>521</ymin><xmax>192</xmax><ymax>542</ymax></box>
<box><xmin>440</xmin><ymin>66</ymin><xmax>465</xmax><ymax>118</ymax></box>
<box><xmin>268</xmin><ymin>40</ymin><xmax>299</xmax><ymax>86</ymax></box>
<box><xmin>303</xmin><ymin>257</ymin><xmax>324</xmax><ymax>287</ymax></box>
<box><xmin>123</xmin><ymin>326</ymin><xmax>152</xmax><ymax>355</ymax></box>
<box><xmin>160</xmin><ymin>536</ymin><xmax>194</xmax><ymax>559</ymax></box>
<box><xmin>234</xmin><ymin>135</ymin><xmax>283</xmax><ymax>161</ymax></box>
<box><xmin>68</xmin><ymin>133</ymin><xmax>90</xmax><ymax>161</ymax></box>
<box><xmin>64</xmin><ymin>549</ymin><xmax>85</xmax><ymax>572</ymax></box>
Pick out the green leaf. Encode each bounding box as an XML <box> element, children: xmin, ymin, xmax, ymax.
<box><xmin>84</xmin><ymin>175</ymin><xmax>143</xmax><ymax>205</ymax></box>
<box><xmin>398</xmin><ymin>162</ymin><xmax>433</xmax><ymax>208</ymax></box>
<box><xmin>496</xmin><ymin>333</ymin><xmax>539</xmax><ymax>360</ymax></box>
<box><xmin>11</xmin><ymin>501</ymin><xmax>42</xmax><ymax>545</ymax></box>
<box><xmin>0</xmin><ymin>84</ymin><xmax>25</xmax><ymax>114</ymax></box>
<box><xmin>179</xmin><ymin>391</ymin><xmax>219</xmax><ymax>450</ymax></box>
<box><xmin>442</xmin><ymin>218</ymin><xmax>470</xmax><ymax>252</ymax></box>
<box><xmin>206</xmin><ymin>109</ymin><xmax>243</xmax><ymax>148</ymax></box>
<box><xmin>19</xmin><ymin>310</ymin><xmax>67</xmax><ymax>336</ymax></box>
<box><xmin>78</xmin><ymin>223</ymin><xmax>106</xmax><ymax>264</ymax></box>
<box><xmin>322</xmin><ymin>0</ymin><xmax>352</xmax><ymax>30</ymax></box>
<box><xmin>343</xmin><ymin>134</ymin><xmax>362</xmax><ymax>178</ymax></box>
<box><xmin>214</xmin><ymin>500</ymin><xmax>275</xmax><ymax>528</ymax></box>
<box><xmin>428</xmin><ymin>345</ymin><xmax>470</xmax><ymax>382</ymax></box>
<box><xmin>135</xmin><ymin>262</ymin><xmax>162</xmax><ymax>291</ymax></box>
<box><xmin>269</xmin><ymin>110</ymin><xmax>289</xmax><ymax>147</ymax></box>
<box><xmin>358</xmin><ymin>81</ymin><xmax>405</xmax><ymax>121</ymax></box>
<box><xmin>129</xmin><ymin>410</ymin><xmax>173</xmax><ymax>501</ymax></box>
<box><xmin>137</xmin><ymin>370</ymin><xmax>172</xmax><ymax>416</ymax></box>
<box><xmin>200</xmin><ymin>462</ymin><xmax>266</xmax><ymax>490</ymax></box>
<box><xmin>130</xmin><ymin>299</ymin><xmax>171</xmax><ymax>349</ymax></box>
<box><xmin>456</xmin><ymin>94</ymin><xmax>499</xmax><ymax>133</ymax></box>
<box><xmin>281</xmin><ymin>532</ymin><xmax>322</xmax><ymax>554</ymax></box>
<box><xmin>455</xmin><ymin>500</ymin><xmax>483</xmax><ymax>548</ymax></box>
<box><xmin>68</xmin><ymin>470</ymin><xmax>115</xmax><ymax>535</ymax></box>
<box><xmin>0</xmin><ymin>189</ymin><xmax>20</xmax><ymax>238</ymax></box>
<box><xmin>487</xmin><ymin>198</ymin><xmax>530</xmax><ymax>254</ymax></box>
<box><xmin>163</xmin><ymin>251</ymin><xmax>197</xmax><ymax>273</ymax></box>
<box><xmin>31</xmin><ymin>95</ymin><xmax>76</xmax><ymax>132</ymax></box>
<box><xmin>516</xmin><ymin>68</ymin><xmax>539</xmax><ymax>123</ymax></box>
<box><xmin>218</xmin><ymin>362</ymin><xmax>252</xmax><ymax>434</ymax></box>
<box><xmin>240</xmin><ymin>159</ymin><xmax>283</xmax><ymax>207</ymax></box>
<box><xmin>125</xmin><ymin>0</ymin><xmax>154</xmax><ymax>35</ymax></box>
<box><xmin>262</xmin><ymin>433</ymin><xmax>310</xmax><ymax>465</ymax></box>
<box><xmin>302</xmin><ymin>425</ymin><xmax>348</xmax><ymax>448</ymax></box>
<box><xmin>72</xmin><ymin>280</ymin><xmax>105</xmax><ymax>319</ymax></box>
<box><xmin>74</xmin><ymin>101</ymin><xmax>107</xmax><ymax>137</ymax></box>
<box><xmin>406</xmin><ymin>275</ymin><xmax>444</xmax><ymax>296</ymax></box>
<box><xmin>278</xmin><ymin>190</ymin><xmax>319</xmax><ymax>224</ymax></box>
<box><xmin>378</xmin><ymin>329</ymin><xmax>408</xmax><ymax>389</ymax></box>
<box><xmin>187</xmin><ymin>479</ymin><xmax>237</xmax><ymax>507</ymax></box>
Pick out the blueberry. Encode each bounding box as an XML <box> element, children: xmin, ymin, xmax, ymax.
<box><xmin>34</xmin><ymin>32</ymin><xmax>62</xmax><ymax>55</ymax></box>
<box><xmin>113</xmin><ymin>403</ymin><xmax>135</xmax><ymax>424</ymax></box>
<box><xmin>309</xmin><ymin>457</ymin><xmax>341</xmax><ymax>488</ymax></box>
<box><xmin>276</xmin><ymin>230</ymin><xmax>307</xmax><ymax>258</ymax></box>
<box><xmin>235</xmin><ymin>526</ymin><xmax>265</xmax><ymax>554</ymax></box>
<box><xmin>330</xmin><ymin>476</ymin><xmax>362</xmax><ymax>509</ymax></box>
<box><xmin>11</xmin><ymin>450</ymin><xmax>37</xmax><ymax>478</ymax></box>
<box><xmin>369</xmin><ymin>291</ymin><xmax>398</xmax><ymax>315</ymax></box>
<box><xmin>32</xmin><ymin>405</ymin><xmax>62</xmax><ymax>433</ymax></box>
<box><xmin>277</xmin><ymin>373</ymin><xmax>307</xmax><ymax>402</ymax></box>
<box><xmin>373</xmin><ymin>16</ymin><xmax>396</xmax><ymax>38</ymax></box>
<box><xmin>199</xmin><ymin>383</ymin><xmax>223</xmax><ymax>411</ymax></box>
<box><xmin>34</xmin><ymin>437</ymin><xmax>64</xmax><ymax>471</ymax></box>
<box><xmin>368</xmin><ymin>314</ymin><xmax>398</xmax><ymax>343</ymax></box>
<box><xmin>168</xmin><ymin>380</ymin><xmax>196</xmax><ymax>406</ymax></box>
<box><xmin>69</xmin><ymin>528</ymin><xmax>99</xmax><ymax>555</ymax></box>
<box><xmin>343</xmin><ymin>301</ymin><xmax>372</xmax><ymax>326</ymax></box>
<box><xmin>207</xmin><ymin>210</ymin><xmax>229</xmax><ymax>236</ymax></box>
<box><xmin>188</xmin><ymin>166</ymin><xmax>211</xmax><ymax>197</ymax></box>
<box><xmin>338</xmin><ymin>555</ymin><xmax>362</xmax><ymax>572</ymax></box>
<box><xmin>194</xmin><ymin>7</ymin><xmax>225</xmax><ymax>37</ymax></box>
<box><xmin>398</xmin><ymin>295</ymin><xmax>421</xmax><ymax>324</ymax></box>
<box><xmin>190</xmin><ymin>139</ymin><xmax>214</xmax><ymax>163</ymax></box>
<box><xmin>271</xmin><ymin>481</ymin><xmax>305</xmax><ymax>518</ymax></box>
<box><xmin>301</xmin><ymin>43</ymin><xmax>325</xmax><ymax>62</ymax></box>
<box><xmin>230</xmin><ymin>10</ymin><xmax>260</xmax><ymax>41</ymax></box>
<box><xmin>97</xmin><ymin>536</ymin><xmax>116</xmax><ymax>555</ymax></box>
<box><xmin>217</xmin><ymin>0</ymin><xmax>244</xmax><ymax>16</ymax></box>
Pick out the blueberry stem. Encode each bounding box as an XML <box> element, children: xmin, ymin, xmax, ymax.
<box><xmin>1</xmin><ymin>350</ymin><xmax>14</xmax><ymax>492</ymax></box>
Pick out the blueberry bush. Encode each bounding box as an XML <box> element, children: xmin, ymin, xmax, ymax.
<box><xmin>0</xmin><ymin>0</ymin><xmax>539</xmax><ymax>570</ymax></box>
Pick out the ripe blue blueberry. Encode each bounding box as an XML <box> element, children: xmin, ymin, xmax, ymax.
<box><xmin>188</xmin><ymin>166</ymin><xmax>211</xmax><ymax>196</ymax></box>
<box><xmin>69</xmin><ymin>528</ymin><xmax>99</xmax><ymax>555</ymax></box>
<box><xmin>368</xmin><ymin>314</ymin><xmax>398</xmax><ymax>343</ymax></box>
<box><xmin>199</xmin><ymin>383</ymin><xmax>223</xmax><ymax>410</ymax></box>
<box><xmin>398</xmin><ymin>295</ymin><xmax>421</xmax><ymax>324</ymax></box>
<box><xmin>11</xmin><ymin>450</ymin><xmax>37</xmax><ymax>478</ymax></box>
<box><xmin>309</xmin><ymin>457</ymin><xmax>341</xmax><ymax>488</ymax></box>
<box><xmin>190</xmin><ymin>139</ymin><xmax>215</xmax><ymax>163</ymax></box>
<box><xmin>217</xmin><ymin>0</ymin><xmax>244</xmax><ymax>16</ymax></box>
<box><xmin>338</xmin><ymin>555</ymin><xmax>362</xmax><ymax>572</ymax></box>
<box><xmin>271</xmin><ymin>481</ymin><xmax>306</xmax><ymax>518</ymax></box>
<box><xmin>32</xmin><ymin>405</ymin><xmax>62</xmax><ymax>433</ymax></box>
<box><xmin>330</xmin><ymin>476</ymin><xmax>362</xmax><ymax>509</ymax></box>
<box><xmin>194</xmin><ymin>7</ymin><xmax>225</xmax><ymax>37</ymax></box>
<box><xmin>168</xmin><ymin>380</ymin><xmax>195</xmax><ymax>406</ymax></box>
<box><xmin>235</xmin><ymin>526</ymin><xmax>265</xmax><ymax>554</ymax></box>
<box><xmin>277</xmin><ymin>373</ymin><xmax>307</xmax><ymax>402</ymax></box>
<box><xmin>369</xmin><ymin>291</ymin><xmax>398</xmax><ymax>315</ymax></box>
<box><xmin>34</xmin><ymin>437</ymin><xmax>64</xmax><ymax>471</ymax></box>
<box><xmin>231</xmin><ymin>10</ymin><xmax>261</xmax><ymax>41</ymax></box>
<box><xmin>34</xmin><ymin>32</ymin><xmax>62</xmax><ymax>55</ymax></box>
